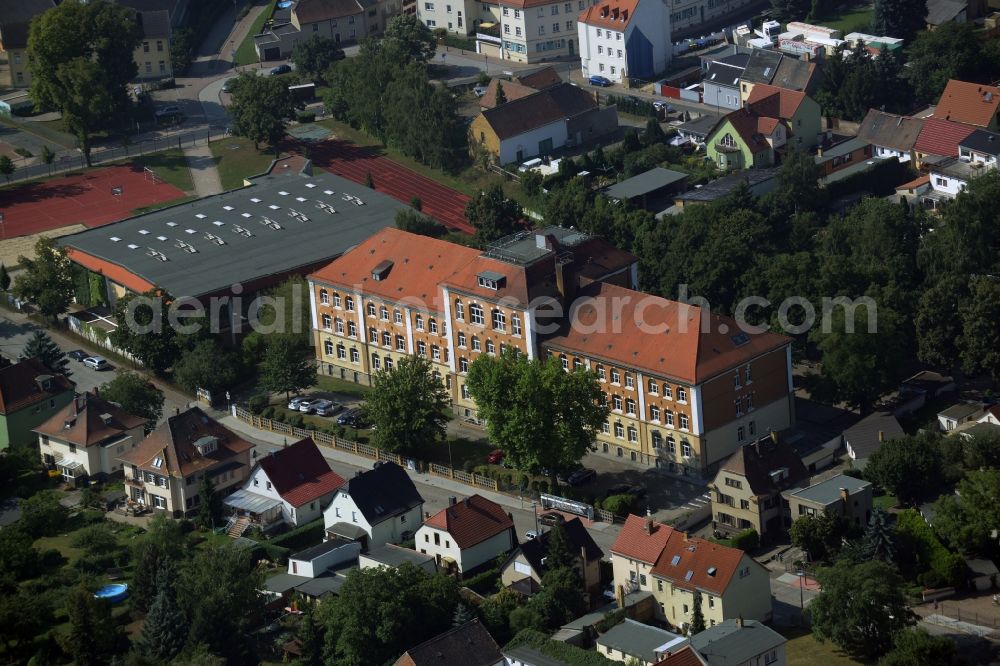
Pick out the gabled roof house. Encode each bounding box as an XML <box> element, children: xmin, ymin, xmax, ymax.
<box><xmin>0</xmin><ymin>358</ymin><xmax>75</xmax><ymax>450</ymax></box>
<box><xmin>416</xmin><ymin>494</ymin><xmax>516</xmax><ymax>575</ymax></box>
<box><xmin>323</xmin><ymin>462</ymin><xmax>424</xmax><ymax>551</ymax></box>
<box><xmin>933</xmin><ymin>79</ymin><xmax>1000</xmax><ymax>131</ymax></box>
<box><xmin>500</xmin><ymin>518</ymin><xmax>604</xmax><ymax>596</ymax></box>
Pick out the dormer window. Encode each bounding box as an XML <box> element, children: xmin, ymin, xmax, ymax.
<box><xmin>371</xmin><ymin>260</ymin><xmax>393</xmax><ymax>281</ymax></box>
<box><xmin>152</xmin><ymin>456</ymin><xmax>163</xmax><ymax>468</ymax></box>
<box><xmin>477</xmin><ymin>270</ymin><xmax>505</xmax><ymax>290</ymax></box>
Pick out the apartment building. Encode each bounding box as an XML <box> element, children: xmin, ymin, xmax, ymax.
<box><xmin>418</xmin><ymin>0</ymin><xmax>498</xmax><ymax>33</ymax></box>
<box><xmin>256</xmin><ymin>0</ymin><xmax>400</xmax><ymax>60</ymax></box>
<box><xmin>577</xmin><ymin>0</ymin><xmax>671</xmax><ymax>84</ymax></box>
<box><xmin>0</xmin><ymin>0</ymin><xmax>55</xmax><ymax>89</ymax></box>
<box><xmin>132</xmin><ymin>9</ymin><xmax>173</xmax><ymax>80</ymax></box>
<box><xmin>667</xmin><ymin>0</ymin><xmax>755</xmax><ymax>35</ymax></box>
<box><xmin>310</xmin><ymin>227</ymin><xmax>793</xmax><ymax>474</ymax></box>
<box><xmin>474</xmin><ymin>0</ymin><xmax>596</xmax><ymax>62</ymax></box>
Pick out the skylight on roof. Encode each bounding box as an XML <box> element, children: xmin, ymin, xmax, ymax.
<box><xmin>166</xmin><ymin>222</ymin><xmax>177</xmax><ymax>227</ymax></box>
<box><xmin>296</xmin><ymin>197</ymin><xmax>306</xmax><ymax>202</ymax></box>
<box><xmin>324</xmin><ymin>190</ymin><xmax>334</xmax><ymax>195</ymax></box>
<box><xmin>213</xmin><ymin>221</ymin><xmax>224</xmax><ymax>226</ymax></box>
<box><xmin>127</xmin><ymin>244</ymin><xmax>139</xmax><ymax>249</ymax></box>
<box><xmin>250</xmin><ymin>197</ymin><xmax>261</xmax><ymax>203</ymax></box>
<box><xmin>110</xmin><ymin>236</ymin><xmax>122</xmax><ymax>242</ymax></box>
<box><xmin>195</xmin><ymin>213</ymin><xmax>206</xmax><ymax>219</ymax></box>
<box><xmin>156</xmin><ymin>236</ymin><xmax>167</xmax><ymax>241</ymax></box>
<box><xmin>269</xmin><ymin>205</ymin><xmax>280</xmax><ymax>210</ymax></box>
<box><xmin>278</xmin><ymin>191</ymin><xmax>289</xmax><ymax>196</ymax></box>
<box><xmin>242</xmin><ymin>212</ymin><xmax>252</xmax><ymax>218</ymax></box>
<box><xmin>223</xmin><ymin>205</ymin><xmax>234</xmax><ymax>211</ymax></box>
<box><xmin>185</xmin><ymin>229</ymin><xmax>196</xmax><ymax>234</ymax></box>
<box><xmin>671</xmin><ymin>555</ymin><xmax>681</xmax><ymax>566</ymax></box>
<box><xmin>138</xmin><ymin>229</ymin><xmax>149</xmax><ymax>235</ymax></box>
<box><xmin>707</xmin><ymin>566</ymin><xmax>717</xmax><ymax>576</ymax></box>
<box><xmin>305</xmin><ymin>183</ymin><xmax>316</xmax><ymax>188</ymax></box>
<box><xmin>685</xmin><ymin>570</ymin><xmax>694</xmax><ymax>581</ymax></box>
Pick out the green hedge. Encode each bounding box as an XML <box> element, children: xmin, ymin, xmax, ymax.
<box><xmin>463</xmin><ymin>567</ymin><xmax>501</xmax><ymax>594</ymax></box>
<box><xmin>593</xmin><ymin>609</ymin><xmax>625</xmax><ymax>633</ymax></box>
<box><xmin>606</xmin><ymin>94</ymin><xmax>655</xmax><ymax>118</ymax></box>
<box><xmin>730</xmin><ymin>529</ymin><xmax>759</xmax><ymax>551</ymax></box>
<box><xmin>269</xmin><ymin>519</ymin><xmax>324</xmax><ymax>551</ymax></box>
<box><xmin>249</xmin><ymin>541</ymin><xmax>290</xmax><ymax>563</ymax></box>
<box><xmin>826</xmin><ymin>157</ymin><xmax>913</xmax><ymax>200</ymax></box>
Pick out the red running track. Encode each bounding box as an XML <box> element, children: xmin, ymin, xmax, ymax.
<box><xmin>0</xmin><ymin>164</ymin><xmax>185</xmax><ymax>238</ymax></box>
<box><xmin>308</xmin><ymin>140</ymin><xmax>473</xmax><ymax>234</ymax></box>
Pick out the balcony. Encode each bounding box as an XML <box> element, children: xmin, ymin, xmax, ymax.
<box><xmin>714</xmin><ymin>142</ymin><xmax>742</xmax><ymax>154</ymax></box>
<box><xmin>125</xmin><ymin>477</ymin><xmax>145</xmax><ymax>489</ymax></box>
<box><xmin>476</xmin><ymin>22</ymin><xmax>502</xmax><ymax>45</ymax></box>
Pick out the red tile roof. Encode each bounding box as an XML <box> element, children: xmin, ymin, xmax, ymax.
<box><xmin>933</xmin><ymin>80</ymin><xmax>1000</xmax><ymax>128</ymax></box>
<box><xmin>0</xmin><ymin>358</ymin><xmax>74</xmax><ymax>415</ymax></box>
<box><xmin>895</xmin><ymin>174</ymin><xmax>930</xmax><ymax>192</ymax></box>
<box><xmin>257</xmin><ymin>437</ymin><xmax>345</xmax><ymax>507</ymax></box>
<box><xmin>651</xmin><ymin>531</ymin><xmax>746</xmax><ymax>596</ymax></box>
<box><xmin>64</xmin><ymin>248</ymin><xmax>158</xmax><ymax>295</ymax></box>
<box><xmin>579</xmin><ymin>0</ymin><xmax>640</xmax><ymax>30</ymax></box>
<box><xmin>914</xmin><ymin>117</ymin><xmax>977</xmax><ymax>158</ymax></box>
<box><xmin>480</xmin><ymin>79</ymin><xmax>539</xmax><ymax>110</ymax></box>
<box><xmin>611</xmin><ymin>513</ymin><xmax>675</xmax><ymax>563</ymax></box>
<box><xmin>309</xmin><ymin>228</ymin><xmax>480</xmax><ymax>313</ymax></box>
<box><xmin>34</xmin><ymin>391</ymin><xmax>147</xmax><ymax>447</ymax></box>
<box><xmin>542</xmin><ymin>281</ymin><xmax>791</xmax><ymax>385</ymax></box>
<box><xmin>423</xmin><ymin>494</ymin><xmax>514</xmax><ymax>549</ymax></box>
<box><xmin>653</xmin><ymin>646</ymin><xmax>708</xmax><ymax>666</ymax></box>
<box><xmin>746</xmin><ymin>84</ymin><xmax>808</xmax><ymax>120</ymax></box>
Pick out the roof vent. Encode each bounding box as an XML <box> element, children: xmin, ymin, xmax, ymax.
<box><xmin>99</xmin><ymin>413</ymin><xmax>113</xmax><ymax>425</ymax></box>
<box><xmin>372</xmin><ymin>260</ymin><xmax>393</xmax><ymax>281</ymax></box>
<box><xmin>707</xmin><ymin>566</ymin><xmax>717</xmax><ymax>576</ymax></box>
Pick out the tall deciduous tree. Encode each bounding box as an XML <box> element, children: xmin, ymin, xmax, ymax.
<box><xmin>466</xmin><ymin>349</ymin><xmax>608</xmax><ymax>486</ymax></box>
<box><xmin>395</xmin><ymin>208</ymin><xmax>446</xmax><ymax>237</ymax></box>
<box><xmin>110</xmin><ymin>290</ymin><xmax>184</xmax><ymax>375</ymax></box>
<box><xmin>131</xmin><ymin>514</ymin><xmax>185</xmax><ymax>613</ymax></box>
<box><xmin>383</xmin><ymin>14</ymin><xmax>437</xmax><ymax>64</ymax></box>
<box><xmin>229</xmin><ymin>73</ymin><xmax>298</xmax><ymax>150</ymax></box>
<box><xmin>12</xmin><ymin>237</ymin><xmax>76</xmax><ymax>321</ymax></box>
<box><xmin>291</xmin><ymin>35</ymin><xmax>344</xmax><ymax>81</ymax></box>
<box><xmin>465</xmin><ymin>183</ymin><xmax>523</xmax><ymax>246</ymax></box>
<box><xmin>879</xmin><ymin>628</ymin><xmax>957</xmax><ymax>666</ymax></box>
<box><xmin>367</xmin><ymin>355</ymin><xmax>449</xmax><ymax>456</ymax></box>
<box><xmin>173</xmin><ymin>338</ymin><xmax>243</xmax><ymax>395</ymax></box>
<box><xmin>958</xmin><ymin>275</ymin><xmax>1000</xmax><ymax>381</ymax></box>
<box><xmin>134</xmin><ymin>561</ymin><xmax>188</xmax><ymax>662</ymax></box>
<box><xmin>863</xmin><ymin>431</ymin><xmax>942</xmax><ymax>503</ymax></box>
<box><xmin>929</xmin><ymin>469</ymin><xmax>1000</xmax><ymax>557</ymax></box>
<box><xmin>61</xmin><ymin>585</ymin><xmax>125</xmax><ymax>665</ymax></box>
<box><xmin>22</xmin><ymin>330</ymin><xmax>70</xmax><ymax>376</ymax></box>
<box><xmin>915</xmin><ymin>276</ymin><xmax>965</xmax><ymax>371</ymax></box>
<box><xmin>903</xmin><ymin>23</ymin><xmax>994</xmax><ymax>104</ymax></box>
<box><xmin>258</xmin><ymin>333</ymin><xmax>316</xmax><ymax>401</ymax></box>
<box><xmin>810</xmin><ymin>559</ymin><xmax>914</xmax><ymax>659</ymax></box>
<box><xmin>790</xmin><ymin>512</ymin><xmax>846</xmax><ymax>563</ymax></box>
<box><xmin>871</xmin><ymin>0</ymin><xmax>927</xmax><ymax>43</ymax></box>
<box><xmin>99</xmin><ymin>371</ymin><xmax>164</xmax><ymax>424</ymax></box>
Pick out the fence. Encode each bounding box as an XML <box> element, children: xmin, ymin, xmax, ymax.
<box><xmin>232</xmin><ymin>406</ymin><xmax>499</xmax><ymax>492</ymax></box>
<box><xmin>928</xmin><ymin>600</ymin><xmax>1000</xmax><ymax>630</ymax></box>
<box><xmin>4</xmin><ymin>127</ymin><xmax>226</xmax><ymax>185</ymax></box>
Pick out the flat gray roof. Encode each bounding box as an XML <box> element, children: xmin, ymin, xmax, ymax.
<box><xmin>295</xmin><ymin>574</ymin><xmax>346</xmax><ymax>597</ymax></box>
<box><xmin>785</xmin><ymin>473</ymin><xmax>871</xmax><ymax>506</ymax></box>
<box><xmin>815</xmin><ymin>137</ymin><xmax>869</xmax><ymax>163</ymax></box>
<box><xmin>690</xmin><ymin>619</ymin><xmax>785</xmax><ymax>665</ymax></box>
<box><xmin>604</xmin><ymin>168</ymin><xmax>688</xmax><ymax>201</ymax></box>
<box><xmin>263</xmin><ymin>572</ymin><xmax>309</xmax><ymax>594</ymax></box>
<box><xmin>60</xmin><ymin>169</ymin><xmax>405</xmax><ymax>298</ymax></box>
<box><xmin>596</xmin><ymin>619</ymin><xmax>687</xmax><ymax>663</ymax></box>
<box><xmin>481</xmin><ymin>226</ymin><xmax>591</xmax><ymax>266</ymax></box>
<box><xmin>361</xmin><ymin>543</ymin><xmax>435</xmax><ymax>568</ymax></box>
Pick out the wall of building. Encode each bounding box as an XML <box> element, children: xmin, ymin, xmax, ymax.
<box><xmin>717</xmin><ymin>556</ymin><xmax>772</xmax><ymax>622</ymax></box>
<box><xmin>929</xmin><ymin>170</ymin><xmax>968</xmax><ymax>196</ymax></box>
<box><xmin>496</xmin><ymin>0</ymin><xmax>588</xmax><ymax>63</ymax></box>
<box><xmin>416</xmin><ymin>524</ymin><xmax>515</xmax><ymax>572</ymax></box>
<box><xmin>288</xmin><ymin>541</ymin><xmax>361</xmax><ymax>578</ymax></box>
<box><xmin>370</xmin><ymin>505</ymin><xmax>424</xmax><ymax>549</ymax></box>
<box><xmin>2</xmin><ymin>391</ymin><xmax>75</xmax><ymax>450</ymax></box>
<box><xmin>39</xmin><ymin>429</ymin><xmax>142</xmax><ymax>480</ymax></box>
<box><xmin>133</xmin><ymin>37</ymin><xmax>172</xmax><ymax>80</ymax></box>
<box><xmin>498</xmin><ymin>119</ymin><xmax>569</xmax><ymax>164</ymax></box>
<box><xmin>703</xmin><ymin>82</ymin><xmax>741</xmax><ymax>110</ymax></box>
<box><xmin>470</xmin><ymin>115</ymin><xmax>503</xmax><ymax>159</ymax></box>
<box><xmin>501</xmin><ymin>550</ymin><xmax>542</xmax><ymax>587</ymax></box>
<box><xmin>0</xmin><ymin>48</ymin><xmax>32</xmax><ymax>88</ymax></box>
<box><xmin>789</xmin><ymin>96</ymin><xmax>822</xmax><ymax>150</ymax></box>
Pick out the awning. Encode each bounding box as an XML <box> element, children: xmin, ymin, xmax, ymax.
<box><xmin>326</xmin><ymin>522</ymin><xmax>368</xmax><ymax>540</ymax></box>
<box><xmin>224</xmin><ymin>489</ymin><xmax>282</xmax><ymax>514</ymax></box>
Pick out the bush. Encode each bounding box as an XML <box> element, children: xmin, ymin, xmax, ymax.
<box><xmin>290</xmin><ymin>414</ymin><xmax>305</xmax><ymax>428</ymax></box>
<box><xmin>607</xmin><ymin>93</ymin><xmax>655</xmax><ymax>118</ymax></box>
<box><xmin>538</xmin><ymin>481</ymin><xmax>549</xmax><ymax>494</ymax></box>
<box><xmin>463</xmin><ymin>460</ymin><xmax>476</xmax><ymax>473</ymax></box>
<box><xmin>70</xmin><ymin>524</ymin><xmax>118</xmax><ymax>555</ymax></box>
<box><xmin>270</xmin><ymin>520</ymin><xmax>324</xmax><ymax>551</ymax></box>
<box><xmin>463</xmin><ymin>567</ymin><xmax>501</xmax><ymax>594</ymax></box>
<box><xmin>262</xmin><ymin>406</ymin><xmax>275</xmax><ymax>419</ymax></box>
<box><xmin>594</xmin><ymin>609</ymin><xmax>625</xmax><ymax>633</ymax></box>
<box><xmin>730</xmin><ymin>529</ymin><xmax>760</xmax><ymax>551</ymax></box>
<box><xmin>248</xmin><ymin>395</ymin><xmax>269</xmax><ymax>414</ymax></box>
<box><xmin>296</xmin><ymin>111</ymin><xmax>316</xmax><ymax>123</ymax></box>
<box><xmin>14</xmin><ymin>147</ymin><xmax>32</xmax><ymax>158</ymax></box>
<box><xmin>602</xmin><ymin>494</ymin><xmax>636</xmax><ymax>517</ymax></box>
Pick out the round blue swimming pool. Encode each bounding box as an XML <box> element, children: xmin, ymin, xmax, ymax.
<box><xmin>94</xmin><ymin>583</ymin><xmax>129</xmax><ymax>603</ymax></box>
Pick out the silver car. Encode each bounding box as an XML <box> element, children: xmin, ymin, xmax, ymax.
<box><xmin>83</xmin><ymin>356</ymin><xmax>110</xmax><ymax>370</ymax></box>
<box><xmin>297</xmin><ymin>398</ymin><xmax>322</xmax><ymax>413</ymax></box>
<box><xmin>287</xmin><ymin>396</ymin><xmax>309</xmax><ymax>410</ymax></box>
<box><xmin>310</xmin><ymin>399</ymin><xmax>341</xmax><ymax>416</ymax></box>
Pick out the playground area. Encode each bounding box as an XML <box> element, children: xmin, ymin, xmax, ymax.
<box><xmin>0</xmin><ymin>163</ymin><xmax>186</xmax><ymax>239</ymax></box>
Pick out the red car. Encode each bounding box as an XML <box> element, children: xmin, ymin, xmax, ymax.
<box><xmin>487</xmin><ymin>449</ymin><xmax>505</xmax><ymax>464</ymax></box>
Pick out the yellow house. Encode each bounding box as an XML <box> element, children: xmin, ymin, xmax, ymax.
<box><xmin>132</xmin><ymin>9</ymin><xmax>173</xmax><ymax>81</ymax></box>
<box><xmin>0</xmin><ymin>0</ymin><xmax>55</xmax><ymax>89</ymax></box>
<box><xmin>610</xmin><ymin>514</ymin><xmax>772</xmax><ymax>632</ymax></box>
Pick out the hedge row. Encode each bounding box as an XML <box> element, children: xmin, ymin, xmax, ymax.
<box><xmin>269</xmin><ymin>519</ymin><xmax>325</xmax><ymax>551</ymax></box>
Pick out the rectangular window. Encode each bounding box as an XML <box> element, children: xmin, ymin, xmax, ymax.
<box><xmin>614</xmin><ymin>423</ymin><xmax>624</xmax><ymax>438</ymax></box>
<box><xmin>649</xmin><ymin>405</ymin><xmax>660</xmax><ymax>421</ymax></box>
<box><xmin>156</xmin><ymin>40</ymin><xmax>163</xmax><ymax>52</ymax></box>
<box><xmin>143</xmin><ymin>42</ymin><xmax>150</xmax><ymax>53</ymax></box>
<box><xmin>677</xmin><ymin>387</ymin><xmax>687</xmax><ymax>402</ymax></box>
<box><xmin>613</xmin><ymin>395</ymin><xmax>622</xmax><ymax>411</ymax></box>
<box><xmin>611</xmin><ymin>369</ymin><xmax>620</xmax><ymax>384</ymax></box>
<box><xmin>680</xmin><ymin>414</ymin><xmax>689</xmax><ymax>430</ymax></box>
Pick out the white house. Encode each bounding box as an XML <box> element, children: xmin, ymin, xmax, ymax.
<box><xmin>287</xmin><ymin>537</ymin><xmax>361</xmax><ymax>578</ymax></box>
<box><xmin>323</xmin><ymin>462</ymin><xmax>424</xmax><ymax>551</ymax></box>
<box><xmin>416</xmin><ymin>494</ymin><xmax>516</xmax><ymax>575</ymax></box>
<box><xmin>35</xmin><ymin>391</ymin><xmax>147</xmax><ymax>485</ymax></box>
<box><xmin>595</xmin><ymin>619</ymin><xmax>687</xmax><ymax>666</ymax></box>
<box><xmin>224</xmin><ymin>437</ymin><xmax>344</xmax><ymax>529</ymax></box>
<box><xmin>959</xmin><ymin>129</ymin><xmax>1000</xmax><ymax>167</ymax></box>
<box><xmin>689</xmin><ymin>618</ymin><xmax>787</xmax><ymax>666</ymax></box>
<box><xmin>359</xmin><ymin>543</ymin><xmax>438</xmax><ymax>573</ymax></box>
<box><xmin>577</xmin><ymin>0</ymin><xmax>671</xmax><ymax>84</ymax></box>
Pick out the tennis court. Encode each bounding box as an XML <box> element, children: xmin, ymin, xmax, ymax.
<box><xmin>0</xmin><ymin>164</ymin><xmax>186</xmax><ymax>238</ymax></box>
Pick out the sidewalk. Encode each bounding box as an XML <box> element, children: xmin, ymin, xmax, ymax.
<box><xmin>183</xmin><ymin>143</ymin><xmax>224</xmax><ymax>196</ymax></box>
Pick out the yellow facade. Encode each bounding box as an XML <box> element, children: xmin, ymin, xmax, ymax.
<box><xmin>469</xmin><ymin>114</ymin><xmax>501</xmax><ymax>158</ymax></box>
<box><xmin>0</xmin><ymin>48</ymin><xmax>31</xmax><ymax>88</ymax></box>
<box><xmin>133</xmin><ymin>37</ymin><xmax>172</xmax><ymax>80</ymax></box>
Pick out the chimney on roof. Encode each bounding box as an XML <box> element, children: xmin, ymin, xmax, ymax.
<box><xmin>464</xmin><ymin>497</ymin><xmax>470</xmax><ymax>508</ymax></box>
<box><xmin>736</xmin><ymin>615</ymin><xmax>744</xmax><ymax>628</ymax></box>
<box><xmin>878</xmin><ymin>430</ymin><xmax>885</xmax><ymax>443</ymax></box>
<box><xmin>448</xmin><ymin>496</ymin><xmax>457</xmax><ymax>506</ymax></box>
<box><xmin>99</xmin><ymin>413</ymin><xmax>113</xmax><ymax>426</ymax></box>
<box><xmin>644</xmin><ymin>515</ymin><xmax>654</xmax><ymax>535</ymax></box>
<box><xmin>425</xmin><ymin>511</ymin><xmax>431</xmax><ymax>519</ymax></box>
<box><xmin>839</xmin><ymin>487</ymin><xmax>849</xmax><ymax>503</ymax></box>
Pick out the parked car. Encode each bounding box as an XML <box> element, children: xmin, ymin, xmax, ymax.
<box><xmin>270</xmin><ymin>64</ymin><xmax>291</xmax><ymax>75</ymax></box>
<box><xmin>473</xmin><ymin>84</ymin><xmax>488</xmax><ymax>97</ymax></box>
<box><xmin>222</xmin><ymin>78</ymin><xmax>237</xmax><ymax>93</ymax></box>
<box><xmin>487</xmin><ymin>449</ymin><xmax>505</xmax><ymax>464</ymax></box>
<box><xmin>287</xmin><ymin>396</ymin><xmax>309</xmax><ymax>410</ymax></box>
<box><xmin>83</xmin><ymin>356</ymin><xmax>110</xmax><ymax>371</ymax></box>
<box><xmin>310</xmin><ymin>399</ymin><xmax>341</xmax><ymax>416</ymax></box>
<box><xmin>298</xmin><ymin>399</ymin><xmax>323</xmax><ymax>414</ymax></box>
<box><xmin>337</xmin><ymin>407</ymin><xmax>367</xmax><ymax>428</ymax></box>
<box><xmin>588</xmin><ymin>75</ymin><xmax>612</xmax><ymax>87</ymax></box>
<box><xmin>67</xmin><ymin>350</ymin><xmax>88</xmax><ymax>361</ymax></box>
<box><xmin>539</xmin><ymin>512</ymin><xmax>565</xmax><ymax>526</ymax></box>
<box><xmin>567</xmin><ymin>468</ymin><xmax>596</xmax><ymax>486</ymax></box>
<box><xmin>154</xmin><ymin>105</ymin><xmax>181</xmax><ymax>118</ymax></box>
<box><xmin>603</xmin><ymin>584</ymin><xmax>616</xmax><ymax>600</ymax></box>
<box><xmin>652</xmin><ymin>100</ymin><xmax>675</xmax><ymax>113</ymax></box>
<box><xmin>524</xmin><ymin>530</ymin><xmax>539</xmax><ymax>540</ymax></box>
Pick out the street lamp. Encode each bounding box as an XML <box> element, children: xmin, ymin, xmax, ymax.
<box><xmin>531</xmin><ymin>501</ymin><xmax>540</xmax><ymax>535</ymax></box>
<box><xmin>796</xmin><ymin>569</ymin><xmax>806</xmax><ymax>625</ymax></box>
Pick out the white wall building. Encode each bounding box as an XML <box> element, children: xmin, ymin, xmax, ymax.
<box><xmin>323</xmin><ymin>462</ymin><xmax>424</xmax><ymax>551</ymax></box>
<box><xmin>415</xmin><ymin>495</ymin><xmax>516</xmax><ymax>574</ymax></box>
<box><xmin>577</xmin><ymin>0</ymin><xmax>671</xmax><ymax>84</ymax></box>
<box><xmin>287</xmin><ymin>537</ymin><xmax>361</xmax><ymax>578</ymax></box>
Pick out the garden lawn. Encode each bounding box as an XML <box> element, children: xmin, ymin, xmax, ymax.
<box><xmin>133</xmin><ymin>148</ymin><xmax>195</xmax><ymax>192</ymax></box>
<box><xmin>209</xmin><ymin>136</ymin><xmax>279</xmax><ymax>191</ymax></box>
<box><xmin>316</xmin><ymin>375</ymin><xmax>372</xmax><ymax>399</ymax></box>
<box><xmin>235</xmin><ymin>0</ymin><xmax>277</xmax><ymax>66</ymax></box>
<box><xmin>874</xmin><ymin>494</ymin><xmax>899</xmax><ymax>510</ymax></box>
<box><xmin>812</xmin><ymin>6</ymin><xmax>875</xmax><ymax>33</ymax></box>
<box><xmin>783</xmin><ymin>628</ymin><xmax>862</xmax><ymax>666</ymax></box>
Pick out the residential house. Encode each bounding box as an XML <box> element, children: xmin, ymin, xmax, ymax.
<box><xmin>393</xmin><ymin>620</ymin><xmax>503</xmax><ymax>666</ymax></box>
<box><xmin>596</xmin><ymin>619</ymin><xmax>687</xmax><ymax>666</ymax></box>
<box><xmin>925</xmin><ymin>0</ymin><xmax>970</xmax><ymax>28</ymax></box>
<box><xmin>470</xmin><ymin>82</ymin><xmax>618</xmax><ymax>164</ymax></box>
<box><xmin>323</xmin><ymin>462</ymin><xmax>424</xmax><ymax>551</ymax></box>
<box><xmin>577</xmin><ymin>0</ymin><xmax>672</xmax><ymax>85</ymax></box>
<box><xmin>737</xmin><ymin>50</ymin><xmax>820</xmax><ymax>103</ymax></box>
<box><xmin>116</xmin><ymin>0</ymin><xmax>188</xmax><ymax>29</ymax></box>
<box><xmin>688</xmin><ymin>618</ymin><xmax>787</xmax><ymax>666</ymax></box>
<box><xmin>610</xmin><ymin>514</ymin><xmax>772</xmax><ymax>629</ymax></box>
<box><xmin>479</xmin><ymin>66</ymin><xmax>563</xmax><ymax>110</ymax></box>
<box><xmin>913</xmin><ymin>117</ymin><xmax>976</xmax><ymax>167</ymax></box>
<box><xmin>650</xmin><ymin>528</ymin><xmax>771</xmax><ymax>628</ymax></box>
<box><xmin>359</xmin><ymin>543</ymin><xmax>438</xmax><ymax>572</ymax></box>
<box><xmin>418</xmin><ymin>0</ymin><xmax>495</xmax><ymax>35</ymax></box>
<box><xmin>132</xmin><ymin>8</ymin><xmax>172</xmax><ymax>80</ymax></box>
<box><xmin>932</xmin><ymin>79</ymin><xmax>1000</xmax><ymax>130</ymax></box>
<box><xmin>977</xmin><ymin>404</ymin><xmax>1000</xmax><ymax>426</ymax></box>
<box><xmin>119</xmin><ymin>407</ymin><xmax>254</xmax><ymax>517</ymax></box>
<box><xmin>654</xmin><ymin>646</ymin><xmax>709</xmax><ymax>666</ymax></box>
<box><xmin>473</xmin><ymin>0</ymin><xmax>586</xmax><ymax>63</ymax></box>
<box><xmin>959</xmin><ymin>129</ymin><xmax>1000</xmax><ymax>167</ymax></box>
<box><xmin>255</xmin><ymin>0</ymin><xmax>399</xmax><ymax>60</ymax></box>
<box><xmin>287</xmin><ymin>537</ymin><xmax>361</xmax><ymax>577</ymax></box>
<box><xmin>856</xmin><ymin>109</ymin><xmax>925</xmax><ymax>163</ymax></box>
<box><xmin>842</xmin><ymin>411</ymin><xmax>904</xmax><ymax>468</ymax></box>
<box><xmin>224</xmin><ymin>437</ymin><xmax>345</xmax><ymax>529</ymax></box>
<box><xmin>416</xmin><ymin>494</ymin><xmax>516</xmax><ymax>575</ymax></box>
<box><xmin>667</xmin><ymin>0</ymin><xmax>756</xmax><ymax>35</ymax></box>
<box><xmin>674</xmin><ymin>113</ymin><xmax>720</xmax><ymax>146</ymax></box>
<box><xmin>0</xmin><ymin>358</ymin><xmax>75</xmax><ymax>450</ymax></box>
<box><xmin>706</xmin><ymin>107</ymin><xmax>787</xmax><ymax>171</ymax></box>
<box><xmin>745</xmin><ymin>83</ymin><xmax>821</xmax><ymax>150</ymax></box>
<box><xmin>500</xmin><ymin>517</ymin><xmax>604</xmax><ymax>596</ymax></box>
<box><xmin>938</xmin><ymin>402</ymin><xmax>982</xmax><ymax>431</ymax></box>
<box><xmin>309</xmin><ymin>225</ymin><xmax>794</xmax><ymax>474</ymax></box>
<box><xmin>702</xmin><ymin>60</ymin><xmax>745</xmax><ymax>111</ymax></box>
<box><xmin>35</xmin><ymin>391</ymin><xmax>147</xmax><ymax>485</ymax></box>
<box><xmin>709</xmin><ymin>434</ymin><xmax>809</xmax><ymax>542</ymax></box>
<box><xmin>0</xmin><ymin>0</ymin><xmax>55</xmax><ymax>88</ymax></box>
<box><xmin>670</xmin><ymin>167</ymin><xmax>779</xmax><ymax>209</ymax></box>
<box><xmin>603</xmin><ymin>167</ymin><xmax>688</xmax><ymax>211</ymax></box>
<box><xmin>959</xmin><ymin>421</ymin><xmax>1000</xmax><ymax>441</ymax></box>
<box><xmin>814</xmin><ymin>137</ymin><xmax>873</xmax><ymax>179</ymax></box>
<box><xmin>783</xmin><ymin>473</ymin><xmax>873</xmax><ymax>529</ymax></box>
